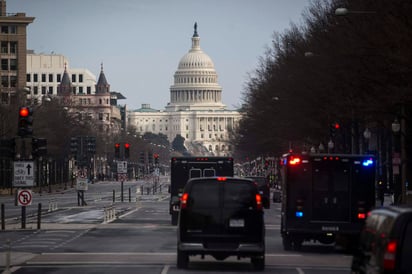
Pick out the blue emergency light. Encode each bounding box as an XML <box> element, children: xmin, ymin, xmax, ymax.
<box><xmin>295</xmin><ymin>211</ymin><xmax>304</xmax><ymax>218</ymax></box>
<box><xmin>362</xmin><ymin>158</ymin><xmax>374</xmax><ymax>166</ymax></box>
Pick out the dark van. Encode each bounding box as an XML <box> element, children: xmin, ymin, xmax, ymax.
<box><xmin>351</xmin><ymin>206</ymin><xmax>412</xmax><ymax>274</ymax></box>
<box><xmin>245</xmin><ymin>176</ymin><xmax>270</xmax><ymax>209</ymax></box>
<box><xmin>177</xmin><ymin>177</ymin><xmax>265</xmax><ymax>270</ymax></box>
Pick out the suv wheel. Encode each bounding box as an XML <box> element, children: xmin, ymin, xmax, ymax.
<box><xmin>177</xmin><ymin>249</ymin><xmax>189</xmax><ymax>269</ymax></box>
<box><xmin>251</xmin><ymin>255</ymin><xmax>265</xmax><ymax>271</ymax></box>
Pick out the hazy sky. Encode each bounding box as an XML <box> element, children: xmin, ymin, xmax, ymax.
<box><xmin>8</xmin><ymin>0</ymin><xmax>311</xmax><ymax>110</ymax></box>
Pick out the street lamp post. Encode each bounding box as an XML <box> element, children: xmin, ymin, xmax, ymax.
<box><xmin>392</xmin><ymin>116</ymin><xmax>407</xmax><ymax>204</ymax></box>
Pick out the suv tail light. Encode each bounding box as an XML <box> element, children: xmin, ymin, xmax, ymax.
<box><xmin>255</xmin><ymin>194</ymin><xmax>262</xmax><ymax>210</ymax></box>
<box><xmin>289</xmin><ymin>156</ymin><xmax>301</xmax><ymax>165</ymax></box>
<box><xmin>383</xmin><ymin>240</ymin><xmax>397</xmax><ymax>270</ymax></box>
<box><xmin>180</xmin><ymin>193</ymin><xmax>189</xmax><ymax>209</ymax></box>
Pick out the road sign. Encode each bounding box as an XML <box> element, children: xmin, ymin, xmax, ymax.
<box><xmin>117</xmin><ymin>161</ymin><xmax>128</xmax><ymax>173</ymax></box>
<box><xmin>13</xmin><ymin>161</ymin><xmax>35</xmax><ymax>187</ymax></box>
<box><xmin>17</xmin><ymin>189</ymin><xmax>32</xmax><ymax>206</ymax></box>
<box><xmin>117</xmin><ymin>173</ymin><xmax>127</xmax><ymax>181</ymax></box>
<box><xmin>76</xmin><ymin>177</ymin><xmax>88</xmax><ymax>191</ymax></box>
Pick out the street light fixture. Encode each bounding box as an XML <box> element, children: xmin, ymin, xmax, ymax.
<box><xmin>335</xmin><ymin>7</ymin><xmax>376</xmax><ymax>16</ymax></box>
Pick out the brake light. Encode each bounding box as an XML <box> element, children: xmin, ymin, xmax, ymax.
<box><xmin>255</xmin><ymin>194</ymin><xmax>262</xmax><ymax>210</ymax></box>
<box><xmin>180</xmin><ymin>193</ymin><xmax>189</xmax><ymax>209</ymax></box>
<box><xmin>357</xmin><ymin>213</ymin><xmax>366</xmax><ymax>219</ymax></box>
<box><xmin>383</xmin><ymin>240</ymin><xmax>397</xmax><ymax>270</ymax></box>
<box><xmin>289</xmin><ymin>156</ymin><xmax>301</xmax><ymax>165</ymax></box>
<box><xmin>217</xmin><ymin>177</ymin><xmax>227</xmax><ymax>181</ymax></box>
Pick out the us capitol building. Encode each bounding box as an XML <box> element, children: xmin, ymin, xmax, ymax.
<box><xmin>127</xmin><ymin>23</ymin><xmax>241</xmax><ymax>156</ymax></box>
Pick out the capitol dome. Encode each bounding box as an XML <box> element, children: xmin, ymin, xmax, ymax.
<box><xmin>167</xmin><ymin>23</ymin><xmax>225</xmax><ymax>111</ymax></box>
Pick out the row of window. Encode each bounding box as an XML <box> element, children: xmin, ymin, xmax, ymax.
<box><xmin>0</xmin><ymin>75</ymin><xmax>17</xmax><ymax>88</ymax></box>
<box><xmin>1</xmin><ymin>58</ymin><xmax>17</xmax><ymax>71</ymax></box>
<box><xmin>27</xmin><ymin>73</ymin><xmax>84</xmax><ymax>83</ymax></box>
<box><xmin>175</xmin><ymin>76</ymin><xmax>216</xmax><ymax>84</ymax></box>
<box><xmin>29</xmin><ymin>85</ymin><xmax>93</xmax><ymax>95</ymax></box>
<box><xmin>1</xmin><ymin>41</ymin><xmax>17</xmax><ymax>54</ymax></box>
<box><xmin>1</xmin><ymin>25</ymin><xmax>17</xmax><ymax>34</ymax></box>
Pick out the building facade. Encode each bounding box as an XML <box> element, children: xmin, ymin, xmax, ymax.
<box><xmin>26</xmin><ymin>51</ymin><xmax>97</xmax><ymax>102</ymax></box>
<box><xmin>0</xmin><ymin>0</ymin><xmax>34</xmax><ymax>104</ymax></box>
<box><xmin>128</xmin><ymin>23</ymin><xmax>241</xmax><ymax>156</ymax></box>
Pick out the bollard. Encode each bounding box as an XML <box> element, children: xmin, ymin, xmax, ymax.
<box><xmin>129</xmin><ymin>188</ymin><xmax>131</xmax><ymax>203</ymax></box>
<box><xmin>1</xmin><ymin>203</ymin><xmax>4</xmax><ymax>230</ymax></box>
<box><xmin>37</xmin><ymin>203</ymin><xmax>42</xmax><ymax>230</ymax></box>
<box><xmin>141</xmin><ymin>185</ymin><xmax>143</xmax><ymax>195</ymax></box>
<box><xmin>113</xmin><ymin>190</ymin><xmax>115</xmax><ymax>203</ymax></box>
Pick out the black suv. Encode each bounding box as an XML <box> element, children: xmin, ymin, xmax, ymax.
<box><xmin>245</xmin><ymin>176</ymin><xmax>270</xmax><ymax>209</ymax></box>
<box><xmin>177</xmin><ymin>177</ymin><xmax>265</xmax><ymax>270</ymax></box>
<box><xmin>351</xmin><ymin>206</ymin><xmax>412</xmax><ymax>273</ymax></box>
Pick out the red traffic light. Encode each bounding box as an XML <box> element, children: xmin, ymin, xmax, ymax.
<box><xmin>115</xmin><ymin>143</ymin><xmax>120</xmax><ymax>148</ymax></box>
<box><xmin>154</xmin><ymin>153</ymin><xmax>159</xmax><ymax>158</ymax></box>
<box><xmin>19</xmin><ymin>107</ymin><xmax>30</xmax><ymax>117</ymax></box>
<box><xmin>124</xmin><ymin>143</ymin><xmax>130</xmax><ymax>149</ymax></box>
<box><xmin>333</xmin><ymin>122</ymin><xmax>340</xmax><ymax>129</ymax></box>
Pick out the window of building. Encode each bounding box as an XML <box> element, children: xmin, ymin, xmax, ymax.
<box><xmin>1</xmin><ymin>42</ymin><xmax>7</xmax><ymax>53</ymax></box>
<box><xmin>9</xmin><ymin>42</ymin><xmax>16</xmax><ymax>54</ymax></box>
<box><xmin>78</xmin><ymin>86</ymin><xmax>83</xmax><ymax>94</ymax></box>
<box><xmin>9</xmin><ymin>59</ymin><xmax>17</xmax><ymax>70</ymax></box>
<box><xmin>33</xmin><ymin>86</ymin><xmax>38</xmax><ymax>95</ymax></box>
<box><xmin>26</xmin><ymin>74</ymin><xmax>31</xmax><ymax>82</ymax></box>
<box><xmin>48</xmin><ymin>74</ymin><xmax>53</xmax><ymax>82</ymax></box>
<box><xmin>201</xmin><ymin>134</ymin><xmax>204</xmax><ymax>138</ymax></box>
<box><xmin>9</xmin><ymin>76</ymin><xmax>16</xmax><ymax>87</ymax></box>
<box><xmin>152</xmin><ymin>124</ymin><xmax>156</xmax><ymax>131</ymax></box>
<box><xmin>48</xmin><ymin>86</ymin><xmax>53</xmax><ymax>94</ymax></box>
<box><xmin>41</xmin><ymin>86</ymin><xmax>47</xmax><ymax>95</ymax></box>
<box><xmin>186</xmin><ymin>125</ymin><xmax>189</xmax><ymax>130</ymax></box>
<box><xmin>99</xmin><ymin>113</ymin><xmax>103</xmax><ymax>120</ymax></box>
<box><xmin>9</xmin><ymin>25</ymin><xmax>17</xmax><ymax>34</ymax></box>
<box><xmin>87</xmin><ymin>86</ymin><xmax>91</xmax><ymax>94</ymax></box>
<box><xmin>33</xmin><ymin>74</ymin><xmax>38</xmax><ymax>82</ymax></box>
<box><xmin>1</xmin><ymin>93</ymin><xmax>8</xmax><ymax>104</ymax></box>
<box><xmin>1</xmin><ymin>26</ymin><xmax>8</xmax><ymax>33</ymax></box>
<box><xmin>165</xmin><ymin>126</ymin><xmax>168</xmax><ymax>131</ymax></box>
<box><xmin>1</xmin><ymin>59</ymin><xmax>8</xmax><ymax>70</ymax></box>
<box><xmin>41</xmin><ymin>74</ymin><xmax>46</xmax><ymax>82</ymax></box>
<box><xmin>57</xmin><ymin>74</ymin><xmax>61</xmax><ymax>82</ymax></box>
<box><xmin>72</xmin><ymin>74</ymin><xmax>76</xmax><ymax>82</ymax></box>
<box><xmin>79</xmin><ymin>74</ymin><xmax>83</xmax><ymax>82</ymax></box>
<box><xmin>1</xmin><ymin>76</ymin><xmax>8</xmax><ymax>87</ymax></box>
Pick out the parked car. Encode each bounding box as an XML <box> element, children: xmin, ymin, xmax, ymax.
<box><xmin>351</xmin><ymin>206</ymin><xmax>412</xmax><ymax>274</ymax></box>
<box><xmin>245</xmin><ymin>176</ymin><xmax>270</xmax><ymax>209</ymax></box>
<box><xmin>177</xmin><ymin>176</ymin><xmax>265</xmax><ymax>270</ymax></box>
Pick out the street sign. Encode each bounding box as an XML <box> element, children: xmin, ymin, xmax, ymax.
<box><xmin>117</xmin><ymin>173</ymin><xmax>127</xmax><ymax>181</ymax></box>
<box><xmin>17</xmin><ymin>189</ymin><xmax>32</xmax><ymax>206</ymax></box>
<box><xmin>76</xmin><ymin>177</ymin><xmax>88</xmax><ymax>191</ymax></box>
<box><xmin>13</xmin><ymin>161</ymin><xmax>35</xmax><ymax>187</ymax></box>
<box><xmin>117</xmin><ymin>161</ymin><xmax>127</xmax><ymax>173</ymax></box>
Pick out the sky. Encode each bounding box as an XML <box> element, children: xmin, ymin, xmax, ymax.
<box><xmin>8</xmin><ymin>0</ymin><xmax>312</xmax><ymax>110</ymax></box>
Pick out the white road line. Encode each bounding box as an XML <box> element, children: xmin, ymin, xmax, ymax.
<box><xmin>160</xmin><ymin>264</ymin><xmax>170</xmax><ymax>274</ymax></box>
<box><xmin>296</xmin><ymin>267</ymin><xmax>305</xmax><ymax>274</ymax></box>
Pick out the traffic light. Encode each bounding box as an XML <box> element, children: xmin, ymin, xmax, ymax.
<box><xmin>115</xmin><ymin>143</ymin><xmax>120</xmax><ymax>158</ymax></box>
<box><xmin>154</xmin><ymin>153</ymin><xmax>159</xmax><ymax>165</ymax></box>
<box><xmin>32</xmin><ymin>137</ymin><xmax>47</xmax><ymax>158</ymax></box>
<box><xmin>330</xmin><ymin>122</ymin><xmax>340</xmax><ymax>138</ymax></box>
<box><xmin>124</xmin><ymin>143</ymin><xmax>130</xmax><ymax>159</ymax></box>
<box><xmin>18</xmin><ymin>106</ymin><xmax>33</xmax><ymax>137</ymax></box>
<box><xmin>70</xmin><ymin>137</ymin><xmax>79</xmax><ymax>157</ymax></box>
<box><xmin>85</xmin><ymin>136</ymin><xmax>96</xmax><ymax>154</ymax></box>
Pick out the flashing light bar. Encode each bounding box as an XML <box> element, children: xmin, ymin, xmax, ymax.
<box><xmin>362</xmin><ymin>158</ymin><xmax>374</xmax><ymax>166</ymax></box>
<box><xmin>289</xmin><ymin>157</ymin><xmax>301</xmax><ymax>165</ymax></box>
<box><xmin>295</xmin><ymin>211</ymin><xmax>304</xmax><ymax>218</ymax></box>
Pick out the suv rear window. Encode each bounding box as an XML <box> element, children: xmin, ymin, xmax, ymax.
<box><xmin>189</xmin><ymin>180</ymin><xmax>255</xmax><ymax>210</ymax></box>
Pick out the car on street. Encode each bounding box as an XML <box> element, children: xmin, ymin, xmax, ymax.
<box><xmin>351</xmin><ymin>205</ymin><xmax>412</xmax><ymax>274</ymax></box>
<box><xmin>245</xmin><ymin>176</ymin><xmax>270</xmax><ymax>209</ymax></box>
<box><xmin>176</xmin><ymin>176</ymin><xmax>265</xmax><ymax>270</ymax></box>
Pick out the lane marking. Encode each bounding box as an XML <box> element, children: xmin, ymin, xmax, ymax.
<box><xmin>160</xmin><ymin>265</ymin><xmax>170</xmax><ymax>274</ymax></box>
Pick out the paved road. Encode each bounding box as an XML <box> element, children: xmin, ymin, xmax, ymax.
<box><xmin>0</xmin><ymin>181</ymin><xmax>356</xmax><ymax>273</ymax></box>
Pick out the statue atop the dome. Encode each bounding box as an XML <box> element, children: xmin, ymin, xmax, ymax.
<box><xmin>193</xmin><ymin>22</ymin><xmax>199</xmax><ymax>37</ymax></box>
